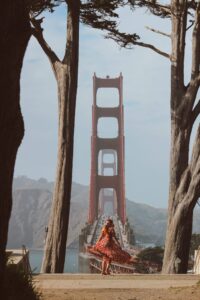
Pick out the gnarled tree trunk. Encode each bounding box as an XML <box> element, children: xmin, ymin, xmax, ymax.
<box><xmin>162</xmin><ymin>0</ymin><xmax>200</xmax><ymax>273</ymax></box>
<box><xmin>40</xmin><ymin>1</ymin><xmax>80</xmax><ymax>273</ymax></box>
<box><xmin>0</xmin><ymin>1</ymin><xmax>31</xmax><ymax>282</ymax></box>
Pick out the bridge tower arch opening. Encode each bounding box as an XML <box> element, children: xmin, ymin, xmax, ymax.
<box><xmin>97</xmin><ymin>117</ymin><xmax>119</xmax><ymax>138</ymax></box>
<box><xmin>88</xmin><ymin>73</ymin><xmax>126</xmax><ymax>224</ymax></box>
<box><xmin>98</xmin><ymin>188</ymin><xmax>117</xmax><ymax>216</ymax></box>
<box><xmin>98</xmin><ymin>149</ymin><xmax>118</xmax><ymax>176</ymax></box>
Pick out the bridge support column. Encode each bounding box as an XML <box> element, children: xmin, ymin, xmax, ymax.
<box><xmin>88</xmin><ymin>73</ymin><xmax>126</xmax><ymax>224</ymax></box>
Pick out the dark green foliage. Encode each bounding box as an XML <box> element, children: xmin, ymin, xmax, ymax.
<box><xmin>80</xmin><ymin>0</ymin><xmax>123</xmax><ymax>29</ymax></box>
<box><xmin>190</xmin><ymin>233</ymin><xmax>200</xmax><ymax>258</ymax></box>
<box><xmin>81</xmin><ymin>0</ymin><xmax>139</xmax><ymax>47</ymax></box>
<box><xmin>28</xmin><ymin>0</ymin><xmax>64</xmax><ymax>18</ymax></box>
<box><xmin>2</xmin><ymin>266</ymin><xmax>41</xmax><ymax>300</ymax></box>
<box><xmin>137</xmin><ymin>246</ymin><xmax>164</xmax><ymax>265</ymax></box>
<box><xmin>28</xmin><ymin>0</ymin><xmax>140</xmax><ymax>48</ymax></box>
<box><xmin>128</xmin><ymin>0</ymin><xmax>171</xmax><ymax>18</ymax></box>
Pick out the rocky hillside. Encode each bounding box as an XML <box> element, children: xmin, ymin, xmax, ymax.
<box><xmin>7</xmin><ymin>176</ymin><xmax>200</xmax><ymax>248</ymax></box>
<box><xmin>8</xmin><ymin>177</ymin><xmax>89</xmax><ymax>249</ymax></box>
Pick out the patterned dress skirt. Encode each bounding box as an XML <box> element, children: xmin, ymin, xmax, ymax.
<box><xmin>87</xmin><ymin>233</ymin><xmax>131</xmax><ymax>264</ymax></box>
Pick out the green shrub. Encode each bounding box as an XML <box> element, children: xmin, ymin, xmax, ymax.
<box><xmin>2</xmin><ymin>265</ymin><xmax>42</xmax><ymax>300</ymax></box>
<box><xmin>137</xmin><ymin>246</ymin><xmax>164</xmax><ymax>265</ymax></box>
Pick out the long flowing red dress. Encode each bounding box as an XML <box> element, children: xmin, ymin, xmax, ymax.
<box><xmin>87</xmin><ymin>226</ymin><xmax>131</xmax><ymax>264</ymax></box>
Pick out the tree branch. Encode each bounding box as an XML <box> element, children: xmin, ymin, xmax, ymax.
<box><xmin>66</xmin><ymin>0</ymin><xmax>75</xmax><ymax>8</ymax></box>
<box><xmin>185</xmin><ymin>72</ymin><xmax>200</xmax><ymax>120</ymax></box>
<box><xmin>106</xmin><ymin>29</ymin><xmax>170</xmax><ymax>58</ymax></box>
<box><xmin>186</xmin><ymin>124</ymin><xmax>200</xmax><ymax>206</ymax></box>
<box><xmin>176</xmin><ymin>86</ymin><xmax>200</xmax><ymax>205</ymax></box>
<box><xmin>176</xmin><ymin>124</ymin><xmax>200</xmax><ymax>207</ymax></box>
<box><xmin>29</xmin><ymin>0</ymin><xmax>60</xmax><ymax>19</ymax></box>
<box><xmin>176</xmin><ymin>167</ymin><xmax>191</xmax><ymax>201</ymax></box>
<box><xmin>186</xmin><ymin>20</ymin><xmax>195</xmax><ymax>31</ymax></box>
<box><xmin>176</xmin><ymin>124</ymin><xmax>200</xmax><ymax>210</ymax></box>
<box><xmin>30</xmin><ymin>17</ymin><xmax>60</xmax><ymax>75</ymax></box>
<box><xmin>129</xmin><ymin>0</ymin><xmax>171</xmax><ymax>17</ymax></box>
<box><xmin>191</xmin><ymin>99</ymin><xmax>200</xmax><ymax>125</ymax></box>
<box><xmin>191</xmin><ymin>2</ymin><xmax>200</xmax><ymax>77</ymax></box>
<box><xmin>134</xmin><ymin>40</ymin><xmax>170</xmax><ymax>59</ymax></box>
<box><xmin>145</xmin><ymin>26</ymin><xmax>171</xmax><ymax>38</ymax></box>
<box><xmin>190</xmin><ymin>124</ymin><xmax>200</xmax><ymax>174</ymax></box>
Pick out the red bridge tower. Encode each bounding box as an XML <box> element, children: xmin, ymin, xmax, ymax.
<box><xmin>88</xmin><ymin>73</ymin><xmax>126</xmax><ymax>224</ymax></box>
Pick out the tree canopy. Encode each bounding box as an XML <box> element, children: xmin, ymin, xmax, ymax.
<box><xmin>28</xmin><ymin>0</ymin><xmax>139</xmax><ymax>48</ymax></box>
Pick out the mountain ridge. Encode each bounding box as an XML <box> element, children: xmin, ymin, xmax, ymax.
<box><xmin>7</xmin><ymin>176</ymin><xmax>200</xmax><ymax>249</ymax></box>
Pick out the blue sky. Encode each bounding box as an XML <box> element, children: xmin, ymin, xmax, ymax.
<box><xmin>15</xmin><ymin>4</ymin><xmax>175</xmax><ymax>208</ymax></box>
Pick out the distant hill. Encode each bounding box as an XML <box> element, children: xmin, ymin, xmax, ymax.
<box><xmin>7</xmin><ymin>176</ymin><xmax>200</xmax><ymax>249</ymax></box>
<box><xmin>126</xmin><ymin>200</ymin><xmax>167</xmax><ymax>245</ymax></box>
<box><xmin>8</xmin><ymin>176</ymin><xmax>89</xmax><ymax>249</ymax></box>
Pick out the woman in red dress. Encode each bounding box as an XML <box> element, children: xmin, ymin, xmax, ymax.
<box><xmin>87</xmin><ymin>218</ymin><xmax>133</xmax><ymax>275</ymax></box>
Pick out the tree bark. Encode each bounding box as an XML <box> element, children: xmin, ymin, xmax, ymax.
<box><xmin>162</xmin><ymin>199</ymin><xmax>194</xmax><ymax>273</ymax></box>
<box><xmin>162</xmin><ymin>0</ymin><xmax>200</xmax><ymax>273</ymax></box>
<box><xmin>0</xmin><ymin>1</ymin><xmax>31</xmax><ymax>283</ymax></box>
<box><xmin>41</xmin><ymin>1</ymin><xmax>80</xmax><ymax>273</ymax></box>
<box><xmin>162</xmin><ymin>122</ymin><xmax>193</xmax><ymax>272</ymax></box>
<box><xmin>162</xmin><ymin>117</ymin><xmax>200</xmax><ymax>273</ymax></box>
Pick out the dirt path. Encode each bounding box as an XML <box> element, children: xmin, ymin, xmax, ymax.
<box><xmin>34</xmin><ymin>274</ymin><xmax>200</xmax><ymax>300</ymax></box>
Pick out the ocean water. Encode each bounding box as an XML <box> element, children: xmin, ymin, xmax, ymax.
<box><xmin>29</xmin><ymin>248</ymin><xmax>90</xmax><ymax>273</ymax></box>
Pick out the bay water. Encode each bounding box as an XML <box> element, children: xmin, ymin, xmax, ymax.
<box><xmin>29</xmin><ymin>247</ymin><xmax>90</xmax><ymax>273</ymax></box>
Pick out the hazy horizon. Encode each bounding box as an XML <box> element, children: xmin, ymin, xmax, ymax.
<box><xmin>13</xmin><ymin>174</ymin><xmax>169</xmax><ymax>209</ymax></box>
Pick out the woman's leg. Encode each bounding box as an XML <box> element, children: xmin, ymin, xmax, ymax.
<box><xmin>105</xmin><ymin>258</ymin><xmax>111</xmax><ymax>274</ymax></box>
<box><xmin>101</xmin><ymin>257</ymin><xmax>107</xmax><ymax>274</ymax></box>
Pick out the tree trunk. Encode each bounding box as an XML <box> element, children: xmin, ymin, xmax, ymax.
<box><xmin>162</xmin><ymin>5</ymin><xmax>200</xmax><ymax>270</ymax></box>
<box><xmin>0</xmin><ymin>1</ymin><xmax>31</xmax><ymax>283</ymax></box>
<box><xmin>161</xmin><ymin>1</ymin><xmax>197</xmax><ymax>273</ymax></box>
<box><xmin>162</xmin><ymin>116</ymin><xmax>199</xmax><ymax>273</ymax></box>
<box><xmin>41</xmin><ymin>1</ymin><xmax>80</xmax><ymax>273</ymax></box>
<box><xmin>162</xmin><ymin>201</ymin><xmax>193</xmax><ymax>273</ymax></box>
<box><xmin>162</xmin><ymin>106</ymin><xmax>193</xmax><ymax>271</ymax></box>
<box><xmin>126</xmin><ymin>0</ymin><xmax>200</xmax><ymax>274</ymax></box>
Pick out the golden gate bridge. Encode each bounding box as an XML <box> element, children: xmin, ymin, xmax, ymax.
<box><xmin>79</xmin><ymin>73</ymin><xmax>136</xmax><ymax>273</ymax></box>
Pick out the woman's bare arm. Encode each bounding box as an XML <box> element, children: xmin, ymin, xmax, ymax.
<box><xmin>96</xmin><ymin>230</ymin><xmax>104</xmax><ymax>243</ymax></box>
<box><xmin>112</xmin><ymin>228</ymin><xmax>121</xmax><ymax>246</ymax></box>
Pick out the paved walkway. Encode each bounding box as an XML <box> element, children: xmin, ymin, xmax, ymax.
<box><xmin>34</xmin><ymin>274</ymin><xmax>200</xmax><ymax>290</ymax></box>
